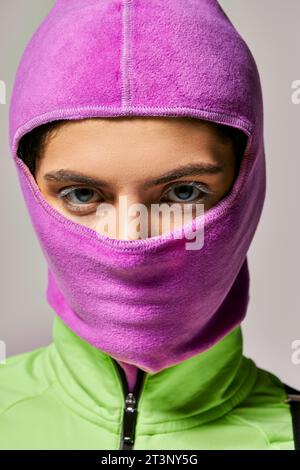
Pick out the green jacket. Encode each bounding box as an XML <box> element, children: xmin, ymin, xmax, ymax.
<box><xmin>0</xmin><ymin>315</ymin><xmax>294</xmax><ymax>450</ymax></box>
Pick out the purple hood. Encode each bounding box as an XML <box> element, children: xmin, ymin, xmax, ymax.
<box><xmin>8</xmin><ymin>0</ymin><xmax>266</xmax><ymax>385</ymax></box>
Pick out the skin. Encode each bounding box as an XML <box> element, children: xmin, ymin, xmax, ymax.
<box><xmin>35</xmin><ymin>117</ymin><xmax>238</xmax><ymax>240</ymax></box>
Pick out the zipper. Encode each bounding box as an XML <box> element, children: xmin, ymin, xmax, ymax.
<box><xmin>111</xmin><ymin>358</ymin><xmax>147</xmax><ymax>450</ymax></box>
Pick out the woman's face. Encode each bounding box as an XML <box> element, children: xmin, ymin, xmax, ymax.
<box><xmin>35</xmin><ymin>117</ymin><xmax>238</xmax><ymax>240</ymax></box>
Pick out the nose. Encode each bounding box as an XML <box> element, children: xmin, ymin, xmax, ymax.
<box><xmin>94</xmin><ymin>194</ymin><xmax>192</xmax><ymax>241</ymax></box>
<box><xmin>95</xmin><ymin>194</ymin><xmax>151</xmax><ymax>241</ymax></box>
<box><xmin>116</xmin><ymin>194</ymin><xmax>150</xmax><ymax>241</ymax></box>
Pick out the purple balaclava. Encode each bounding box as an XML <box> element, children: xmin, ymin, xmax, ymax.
<box><xmin>9</xmin><ymin>0</ymin><xmax>266</xmax><ymax>383</ymax></box>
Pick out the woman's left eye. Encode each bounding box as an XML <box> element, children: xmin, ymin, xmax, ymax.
<box><xmin>161</xmin><ymin>182</ymin><xmax>211</xmax><ymax>203</ymax></box>
<box><xmin>58</xmin><ymin>187</ymin><xmax>102</xmax><ymax>205</ymax></box>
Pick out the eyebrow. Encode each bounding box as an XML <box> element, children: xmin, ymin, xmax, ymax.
<box><xmin>44</xmin><ymin>169</ymin><xmax>110</xmax><ymax>188</ymax></box>
<box><xmin>43</xmin><ymin>162</ymin><xmax>224</xmax><ymax>189</ymax></box>
<box><xmin>142</xmin><ymin>162</ymin><xmax>224</xmax><ymax>189</ymax></box>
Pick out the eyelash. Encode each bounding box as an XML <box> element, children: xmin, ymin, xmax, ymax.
<box><xmin>56</xmin><ymin>186</ymin><xmax>104</xmax><ymax>213</ymax></box>
<box><xmin>161</xmin><ymin>181</ymin><xmax>212</xmax><ymax>203</ymax></box>
<box><xmin>56</xmin><ymin>181</ymin><xmax>212</xmax><ymax>213</ymax></box>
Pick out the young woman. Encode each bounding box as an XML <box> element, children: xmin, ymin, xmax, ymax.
<box><xmin>1</xmin><ymin>0</ymin><xmax>298</xmax><ymax>450</ymax></box>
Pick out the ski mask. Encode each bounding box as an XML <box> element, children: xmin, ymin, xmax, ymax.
<box><xmin>9</xmin><ymin>0</ymin><xmax>266</xmax><ymax>374</ymax></box>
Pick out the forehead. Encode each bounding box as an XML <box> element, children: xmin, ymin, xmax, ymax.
<box><xmin>20</xmin><ymin>116</ymin><xmax>238</xmax><ymax>179</ymax></box>
<box><xmin>46</xmin><ymin>116</ymin><xmax>226</xmax><ymax>150</ymax></box>
<box><xmin>43</xmin><ymin>117</ymin><xmax>230</xmax><ymax>163</ymax></box>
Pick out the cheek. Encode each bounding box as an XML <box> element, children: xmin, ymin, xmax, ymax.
<box><xmin>33</xmin><ymin>176</ymin><xmax>70</xmax><ymax>217</ymax></box>
<box><xmin>202</xmin><ymin>176</ymin><xmax>235</xmax><ymax>210</ymax></box>
<box><xmin>212</xmin><ymin>175</ymin><xmax>236</xmax><ymax>205</ymax></box>
<box><xmin>218</xmin><ymin>160</ymin><xmax>237</xmax><ymax>192</ymax></box>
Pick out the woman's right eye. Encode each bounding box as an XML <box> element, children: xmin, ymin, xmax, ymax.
<box><xmin>63</xmin><ymin>188</ymin><xmax>101</xmax><ymax>204</ymax></box>
<box><xmin>56</xmin><ymin>187</ymin><xmax>104</xmax><ymax>212</ymax></box>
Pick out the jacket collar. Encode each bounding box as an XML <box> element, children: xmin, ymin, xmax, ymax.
<box><xmin>49</xmin><ymin>315</ymin><xmax>258</xmax><ymax>435</ymax></box>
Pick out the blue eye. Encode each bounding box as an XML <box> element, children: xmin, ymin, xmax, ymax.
<box><xmin>161</xmin><ymin>182</ymin><xmax>210</xmax><ymax>203</ymax></box>
<box><xmin>58</xmin><ymin>187</ymin><xmax>102</xmax><ymax>205</ymax></box>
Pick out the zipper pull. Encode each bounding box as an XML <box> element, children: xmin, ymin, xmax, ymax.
<box><xmin>122</xmin><ymin>392</ymin><xmax>138</xmax><ymax>448</ymax></box>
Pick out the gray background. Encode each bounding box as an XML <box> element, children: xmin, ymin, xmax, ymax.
<box><xmin>0</xmin><ymin>1</ymin><xmax>299</xmax><ymax>387</ymax></box>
